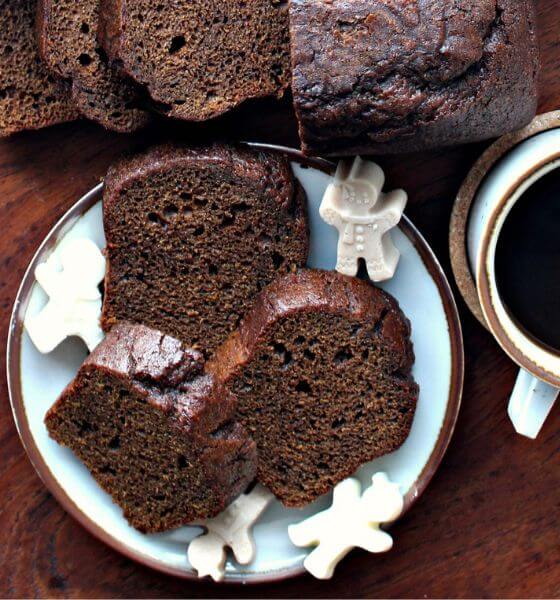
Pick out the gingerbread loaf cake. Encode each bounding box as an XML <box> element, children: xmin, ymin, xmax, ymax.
<box><xmin>208</xmin><ymin>269</ymin><xmax>418</xmax><ymax>507</ymax></box>
<box><xmin>290</xmin><ymin>0</ymin><xmax>540</xmax><ymax>155</ymax></box>
<box><xmin>99</xmin><ymin>0</ymin><xmax>291</xmax><ymax>121</ymax></box>
<box><xmin>0</xmin><ymin>0</ymin><xmax>78</xmax><ymax>137</ymax></box>
<box><xmin>45</xmin><ymin>322</ymin><xmax>257</xmax><ymax>533</ymax></box>
<box><xmin>102</xmin><ymin>144</ymin><xmax>308</xmax><ymax>355</ymax></box>
<box><xmin>37</xmin><ymin>0</ymin><xmax>151</xmax><ymax>133</ymax></box>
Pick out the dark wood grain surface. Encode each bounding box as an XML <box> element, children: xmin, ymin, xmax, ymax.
<box><xmin>1</xmin><ymin>4</ymin><xmax>559</xmax><ymax>598</ymax></box>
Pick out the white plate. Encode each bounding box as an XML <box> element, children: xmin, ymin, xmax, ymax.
<box><xmin>7</xmin><ymin>146</ymin><xmax>463</xmax><ymax>583</ymax></box>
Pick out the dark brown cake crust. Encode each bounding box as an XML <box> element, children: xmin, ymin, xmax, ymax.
<box><xmin>290</xmin><ymin>0</ymin><xmax>540</xmax><ymax>156</ymax></box>
<box><xmin>99</xmin><ymin>0</ymin><xmax>291</xmax><ymax>121</ymax></box>
<box><xmin>0</xmin><ymin>0</ymin><xmax>78</xmax><ymax>137</ymax></box>
<box><xmin>45</xmin><ymin>322</ymin><xmax>256</xmax><ymax>533</ymax></box>
<box><xmin>209</xmin><ymin>269</ymin><xmax>418</xmax><ymax>506</ymax></box>
<box><xmin>37</xmin><ymin>0</ymin><xmax>151</xmax><ymax>133</ymax></box>
<box><xmin>101</xmin><ymin>144</ymin><xmax>309</xmax><ymax>356</ymax></box>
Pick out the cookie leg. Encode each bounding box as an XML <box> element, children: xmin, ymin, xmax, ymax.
<box><xmin>336</xmin><ymin>242</ymin><xmax>358</xmax><ymax>276</ymax></box>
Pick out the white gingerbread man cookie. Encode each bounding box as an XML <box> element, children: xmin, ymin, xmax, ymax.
<box><xmin>320</xmin><ymin>157</ymin><xmax>407</xmax><ymax>282</ymax></box>
<box><xmin>288</xmin><ymin>473</ymin><xmax>403</xmax><ymax>579</ymax></box>
<box><xmin>24</xmin><ymin>237</ymin><xmax>106</xmax><ymax>353</ymax></box>
<box><xmin>188</xmin><ymin>484</ymin><xmax>274</xmax><ymax>582</ymax></box>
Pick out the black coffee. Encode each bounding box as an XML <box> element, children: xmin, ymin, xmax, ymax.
<box><xmin>495</xmin><ymin>168</ymin><xmax>560</xmax><ymax>351</ymax></box>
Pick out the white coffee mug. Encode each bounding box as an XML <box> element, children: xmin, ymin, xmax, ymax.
<box><xmin>468</xmin><ymin>128</ymin><xmax>560</xmax><ymax>439</ymax></box>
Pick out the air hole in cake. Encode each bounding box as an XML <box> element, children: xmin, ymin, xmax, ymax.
<box><xmin>163</xmin><ymin>204</ymin><xmax>178</xmax><ymax>219</ymax></box>
<box><xmin>80</xmin><ymin>23</ymin><xmax>89</xmax><ymax>34</ymax></box>
<box><xmin>295</xmin><ymin>380</ymin><xmax>312</xmax><ymax>394</ymax></box>
<box><xmin>108</xmin><ymin>435</ymin><xmax>120</xmax><ymax>449</ymax></box>
<box><xmin>271</xmin><ymin>251</ymin><xmax>284</xmax><ymax>269</ymax></box>
<box><xmin>78</xmin><ymin>53</ymin><xmax>92</xmax><ymax>66</ymax></box>
<box><xmin>258</xmin><ymin>233</ymin><xmax>273</xmax><ymax>248</ymax></box>
<box><xmin>193</xmin><ymin>225</ymin><xmax>204</xmax><ymax>236</ymax></box>
<box><xmin>221</xmin><ymin>214</ymin><xmax>235</xmax><ymax>227</ymax></box>
<box><xmin>180</xmin><ymin>191</ymin><xmax>192</xmax><ymax>201</ymax></box>
<box><xmin>208</xmin><ymin>264</ymin><xmax>218</xmax><ymax>275</ymax></box>
<box><xmin>78</xmin><ymin>421</ymin><xmax>93</xmax><ymax>435</ymax></box>
<box><xmin>304</xmin><ymin>348</ymin><xmax>315</xmax><ymax>360</ymax></box>
<box><xmin>194</xmin><ymin>197</ymin><xmax>207</xmax><ymax>207</ymax></box>
<box><xmin>334</xmin><ymin>347</ymin><xmax>353</xmax><ymax>364</ymax></box>
<box><xmin>273</xmin><ymin>342</ymin><xmax>292</xmax><ymax>367</ymax></box>
<box><xmin>294</xmin><ymin>335</ymin><xmax>306</xmax><ymax>345</ymax></box>
<box><xmin>331</xmin><ymin>416</ymin><xmax>346</xmax><ymax>429</ymax></box>
<box><xmin>362</xmin><ymin>349</ymin><xmax>370</xmax><ymax>360</ymax></box>
<box><xmin>232</xmin><ymin>201</ymin><xmax>250</xmax><ymax>213</ymax></box>
<box><xmin>168</xmin><ymin>35</ymin><xmax>186</xmax><ymax>54</ymax></box>
<box><xmin>177</xmin><ymin>455</ymin><xmax>187</xmax><ymax>469</ymax></box>
<box><xmin>100</xmin><ymin>465</ymin><xmax>116</xmax><ymax>476</ymax></box>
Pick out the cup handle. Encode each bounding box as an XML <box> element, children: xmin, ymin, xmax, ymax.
<box><xmin>508</xmin><ymin>369</ymin><xmax>558</xmax><ymax>439</ymax></box>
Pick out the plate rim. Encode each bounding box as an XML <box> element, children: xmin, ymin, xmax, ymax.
<box><xmin>6</xmin><ymin>144</ymin><xmax>464</xmax><ymax>584</ymax></box>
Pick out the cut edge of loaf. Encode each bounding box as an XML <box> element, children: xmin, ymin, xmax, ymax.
<box><xmin>0</xmin><ymin>0</ymin><xmax>78</xmax><ymax>137</ymax></box>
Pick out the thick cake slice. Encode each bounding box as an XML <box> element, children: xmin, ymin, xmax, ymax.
<box><xmin>45</xmin><ymin>322</ymin><xmax>257</xmax><ymax>533</ymax></box>
<box><xmin>209</xmin><ymin>269</ymin><xmax>418</xmax><ymax>507</ymax></box>
<box><xmin>101</xmin><ymin>144</ymin><xmax>308</xmax><ymax>355</ymax></box>
<box><xmin>37</xmin><ymin>0</ymin><xmax>151</xmax><ymax>133</ymax></box>
<box><xmin>99</xmin><ymin>0</ymin><xmax>291</xmax><ymax>121</ymax></box>
<box><xmin>0</xmin><ymin>0</ymin><xmax>78</xmax><ymax>137</ymax></box>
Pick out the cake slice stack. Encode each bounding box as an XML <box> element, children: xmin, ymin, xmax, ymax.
<box><xmin>37</xmin><ymin>0</ymin><xmax>151</xmax><ymax>133</ymax></box>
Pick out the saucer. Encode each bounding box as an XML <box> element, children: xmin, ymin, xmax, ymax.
<box><xmin>7</xmin><ymin>145</ymin><xmax>463</xmax><ymax>582</ymax></box>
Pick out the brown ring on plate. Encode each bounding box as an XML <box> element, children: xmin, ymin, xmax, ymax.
<box><xmin>449</xmin><ymin>110</ymin><xmax>560</xmax><ymax>329</ymax></box>
<box><xmin>7</xmin><ymin>144</ymin><xmax>464</xmax><ymax>584</ymax></box>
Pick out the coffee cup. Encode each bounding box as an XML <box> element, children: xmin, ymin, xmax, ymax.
<box><xmin>467</xmin><ymin>128</ymin><xmax>560</xmax><ymax>439</ymax></box>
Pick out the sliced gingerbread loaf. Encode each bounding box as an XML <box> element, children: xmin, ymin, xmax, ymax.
<box><xmin>208</xmin><ymin>269</ymin><xmax>418</xmax><ymax>507</ymax></box>
<box><xmin>99</xmin><ymin>0</ymin><xmax>291</xmax><ymax>121</ymax></box>
<box><xmin>289</xmin><ymin>0</ymin><xmax>539</xmax><ymax>155</ymax></box>
<box><xmin>45</xmin><ymin>321</ymin><xmax>257</xmax><ymax>533</ymax></box>
<box><xmin>102</xmin><ymin>144</ymin><xmax>308</xmax><ymax>355</ymax></box>
<box><xmin>37</xmin><ymin>0</ymin><xmax>151</xmax><ymax>133</ymax></box>
<box><xmin>0</xmin><ymin>0</ymin><xmax>78</xmax><ymax>137</ymax></box>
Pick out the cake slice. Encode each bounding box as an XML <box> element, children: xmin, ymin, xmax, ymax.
<box><xmin>45</xmin><ymin>322</ymin><xmax>257</xmax><ymax>533</ymax></box>
<box><xmin>208</xmin><ymin>269</ymin><xmax>418</xmax><ymax>507</ymax></box>
<box><xmin>101</xmin><ymin>144</ymin><xmax>308</xmax><ymax>355</ymax></box>
<box><xmin>0</xmin><ymin>0</ymin><xmax>78</xmax><ymax>137</ymax></box>
<box><xmin>37</xmin><ymin>0</ymin><xmax>151</xmax><ymax>133</ymax></box>
<box><xmin>99</xmin><ymin>0</ymin><xmax>291</xmax><ymax>121</ymax></box>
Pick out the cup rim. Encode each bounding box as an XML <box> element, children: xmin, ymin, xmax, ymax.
<box><xmin>477</xmin><ymin>153</ymin><xmax>560</xmax><ymax>388</ymax></box>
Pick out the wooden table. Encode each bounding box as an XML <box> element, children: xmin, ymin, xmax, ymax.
<box><xmin>1</xmin><ymin>4</ymin><xmax>559</xmax><ymax>598</ymax></box>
